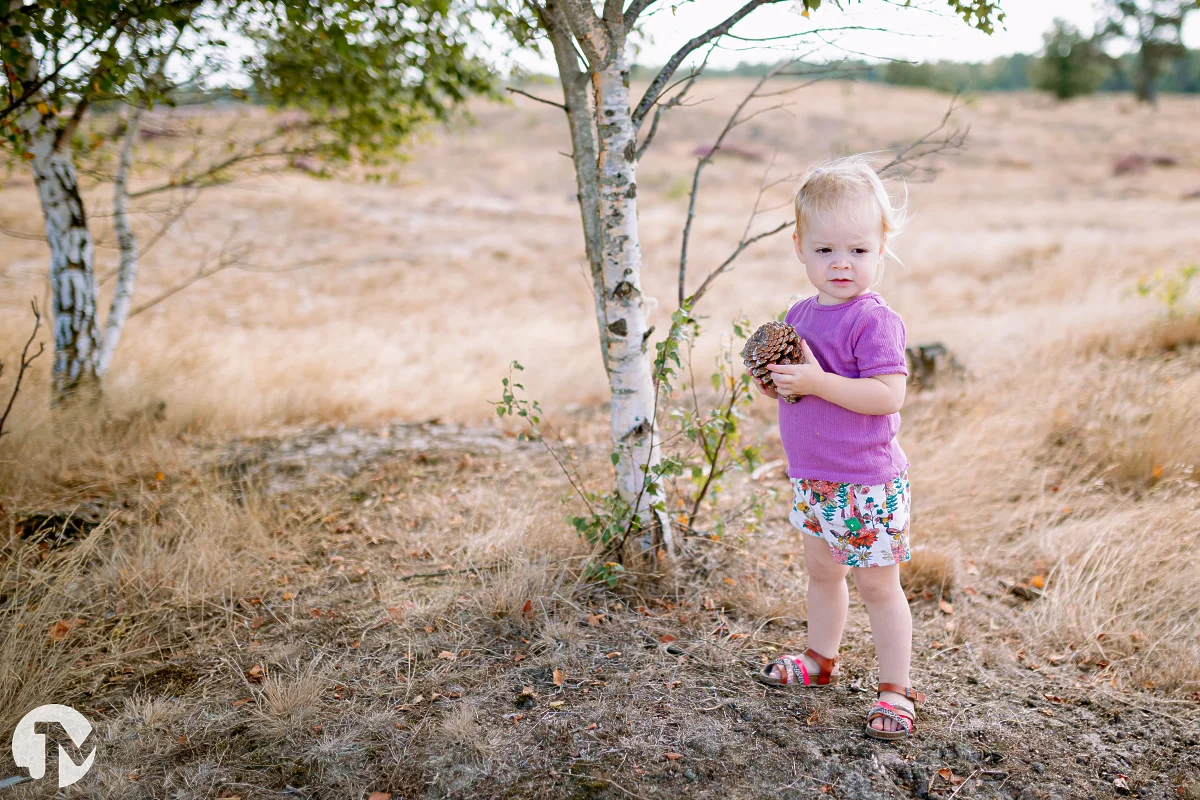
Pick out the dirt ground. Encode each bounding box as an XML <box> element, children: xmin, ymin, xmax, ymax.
<box><xmin>4</xmin><ymin>412</ymin><xmax>1195</xmax><ymax>800</ymax></box>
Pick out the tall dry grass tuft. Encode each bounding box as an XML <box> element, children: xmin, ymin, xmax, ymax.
<box><xmin>0</xmin><ymin>411</ymin><xmax>323</xmax><ymax>735</ymax></box>
<box><xmin>1020</xmin><ymin>505</ymin><xmax>1200</xmax><ymax>691</ymax></box>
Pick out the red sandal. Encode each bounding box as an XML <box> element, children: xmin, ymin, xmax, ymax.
<box><xmin>755</xmin><ymin>648</ymin><xmax>839</xmax><ymax>688</ymax></box>
<box><xmin>865</xmin><ymin>683</ymin><xmax>925</xmax><ymax>740</ymax></box>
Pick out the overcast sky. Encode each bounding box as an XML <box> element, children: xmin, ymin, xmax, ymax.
<box><xmin>511</xmin><ymin>0</ymin><xmax>1200</xmax><ymax>72</ymax></box>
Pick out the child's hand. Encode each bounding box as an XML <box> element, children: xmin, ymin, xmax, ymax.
<box><xmin>750</xmin><ymin>373</ymin><xmax>780</xmax><ymax>399</ymax></box>
<box><xmin>766</xmin><ymin>339</ymin><xmax>825</xmax><ymax>398</ymax></box>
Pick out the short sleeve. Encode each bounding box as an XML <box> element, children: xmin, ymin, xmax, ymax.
<box><xmin>853</xmin><ymin>304</ymin><xmax>908</xmax><ymax>377</ymax></box>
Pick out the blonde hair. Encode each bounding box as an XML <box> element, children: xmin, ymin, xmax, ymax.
<box><xmin>793</xmin><ymin>153</ymin><xmax>909</xmax><ymax>286</ymax></box>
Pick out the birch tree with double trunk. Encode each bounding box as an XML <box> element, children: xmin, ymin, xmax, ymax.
<box><xmin>517</xmin><ymin>0</ymin><xmax>1005</xmax><ymax>555</ymax></box>
<box><xmin>2</xmin><ymin>0</ymin><xmax>525</xmax><ymax>407</ymax></box>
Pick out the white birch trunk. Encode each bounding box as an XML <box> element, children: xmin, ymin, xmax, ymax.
<box><xmin>592</xmin><ymin>59</ymin><xmax>674</xmax><ymax>555</ymax></box>
<box><xmin>545</xmin><ymin>3</ymin><xmax>674</xmax><ymax>555</ymax></box>
<box><xmin>15</xmin><ymin>76</ymin><xmax>101</xmax><ymax>402</ymax></box>
<box><xmin>98</xmin><ymin>105</ymin><xmax>144</xmax><ymax>377</ymax></box>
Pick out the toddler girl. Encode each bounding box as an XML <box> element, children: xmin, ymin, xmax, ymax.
<box><xmin>751</xmin><ymin>154</ymin><xmax>924</xmax><ymax>741</ymax></box>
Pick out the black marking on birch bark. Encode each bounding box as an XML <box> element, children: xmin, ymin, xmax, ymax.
<box><xmin>611</xmin><ymin>280</ymin><xmax>636</xmax><ymax>301</ymax></box>
<box><xmin>621</xmin><ymin>418</ymin><xmax>651</xmax><ymax>441</ymax></box>
<box><xmin>598</xmin><ymin>123</ymin><xmax>620</xmax><ymax>139</ymax></box>
<box><xmin>623</xmin><ymin>141</ymin><xmax>636</xmax><ymax>162</ymax></box>
<box><xmin>641</xmin><ymin>325</ymin><xmax>655</xmax><ymax>352</ymax></box>
<box><xmin>625</xmin><ymin>183</ymin><xmax>636</xmax><ymax>199</ymax></box>
<box><xmin>608</xmin><ymin>318</ymin><xmax>628</xmax><ymax>337</ymax></box>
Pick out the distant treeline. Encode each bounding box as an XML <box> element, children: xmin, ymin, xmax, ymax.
<box><xmin>630</xmin><ymin>49</ymin><xmax>1200</xmax><ymax>94</ymax></box>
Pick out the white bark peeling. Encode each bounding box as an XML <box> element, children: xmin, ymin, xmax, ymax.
<box><xmin>592</xmin><ymin>59</ymin><xmax>675</xmax><ymax>555</ymax></box>
<box><xmin>99</xmin><ymin>106</ymin><xmax>144</xmax><ymax>377</ymax></box>
<box><xmin>17</xmin><ymin>104</ymin><xmax>102</xmax><ymax>400</ymax></box>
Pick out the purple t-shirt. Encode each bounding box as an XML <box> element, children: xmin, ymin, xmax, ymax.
<box><xmin>777</xmin><ymin>291</ymin><xmax>909</xmax><ymax>485</ymax></box>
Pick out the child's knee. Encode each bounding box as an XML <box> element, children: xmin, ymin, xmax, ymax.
<box><xmin>852</xmin><ymin>566</ymin><xmax>902</xmax><ymax>605</ymax></box>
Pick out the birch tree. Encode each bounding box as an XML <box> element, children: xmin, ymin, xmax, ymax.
<box><xmin>2</xmin><ymin>0</ymin><xmax>522</xmax><ymax>406</ymax></box>
<box><xmin>515</xmin><ymin>0</ymin><xmax>1005</xmax><ymax>554</ymax></box>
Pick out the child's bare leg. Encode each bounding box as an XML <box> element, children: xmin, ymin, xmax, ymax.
<box><xmin>768</xmin><ymin>535</ymin><xmax>850</xmax><ymax>681</ymax></box>
<box><xmin>852</xmin><ymin>564</ymin><xmax>913</xmax><ymax>733</ymax></box>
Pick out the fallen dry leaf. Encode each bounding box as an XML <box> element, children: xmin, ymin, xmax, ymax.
<box><xmin>368</xmin><ymin>792</ymin><xmax>392</xmax><ymax>800</ymax></box>
<box><xmin>437</xmin><ymin>650</ymin><xmax>456</xmax><ymax>661</ymax></box>
<box><xmin>282</xmin><ymin>591</ymin><xmax>295</xmax><ymax>601</ymax></box>
<box><xmin>938</xmin><ymin>600</ymin><xmax>954</xmax><ymax>615</ymax></box>
<box><xmin>48</xmin><ymin>618</ymin><xmax>85</xmax><ymax>641</ymax></box>
<box><xmin>548</xmin><ymin>700</ymin><xmax>566</xmax><ymax>710</ymax></box>
<box><xmin>1030</xmin><ymin>575</ymin><xmax>1046</xmax><ymax>589</ymax></box>
<box><xmin>553</xmin><ymin>668</ymin><xmax>564</xmax><ymax>687</ymax></box>
<box><xmin>658</xmin><ymin>634</ymin><xmax>677</xmax><ymax>643</ymax></box>
<box><xmin>806</xmin><ymin>709</ymin><xmax>819</xmax><ymax>726</ymax></box>
<box><xmin>937</xmin><ymin>768</ymin><xmax>966</xmax><ymax>785</ymax></box>
<box><xmin>664</xmin><ymin>752</ymin><xmax>683</xmax><ymax>761</ymax></box>
<box><xmin>605</xmin><ymin>651</ymin><xmax>622</xmax><ymax>659</ymax></box>
<box><xmin>586</xmin><ymin>613</ymin><xmax>605</xmax><ymax>626</ymax></box>
<box><xmin>522</xmin><ymin>599</ymin><xmax>533</xmax><ymax>617</ymax></box>
<box><xmin>231</xmin><ymin>698</ymin><xmax>253</xmax><ymax>709</ymax></box>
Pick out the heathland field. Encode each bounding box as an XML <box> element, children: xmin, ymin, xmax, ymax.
<box><xmin>0</xmin><ymin>79</ymin><xmax>1198</xmax><ymax>799</ymax></box>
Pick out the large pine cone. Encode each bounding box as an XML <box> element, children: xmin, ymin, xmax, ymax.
<box><xmin>741</xmin><ymin>321</ymin><xmax>804</xmax><ymax>403</ymax></box>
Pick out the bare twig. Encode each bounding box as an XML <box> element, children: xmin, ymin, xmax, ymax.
<box><xmin>877</xmin><ymin>92</ymin><xmax>969</xmax><ymax>181</ymax></box>
<box><xmin>678</xmin><ymin>59</ymin><xmax>823</xmax><ymax>307</ymax></box>
<box><xmin>0</xmin><ymin>299</ymin><xmax>45</xmax><ymax>441</ymax></box>
<box><xmin>636</xmin><ymin>45</ymin><xmax>713</xmax><ymax>160</ymax></box>
<box><xmin>631</xmin><ymin>0</ymin><xmax>788</xmax><ymax>131</ymax></box>
<box><xmin>506</xmin><ymin>86</ymin><xmax>566</xmax><ymax>111</ymax></box>
<box><xmin>623</xmin><ymin>0</ymin><xmax>657</xmax><ymax>29</ymax></box>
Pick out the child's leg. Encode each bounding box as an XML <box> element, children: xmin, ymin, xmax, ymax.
<box><xmin>852</xmin><ymin>564</ymin><xmax>913</xmax><ymax>733</ymax></box>
<box><xmin>768</xmin><ymin>534</ymin><xmax>851</xmax><ymax>682</ymax></box>
<box><xmin>803</xmin><ymin>534</ymin><xmax>851</xmax><ymax>665</ymax></box>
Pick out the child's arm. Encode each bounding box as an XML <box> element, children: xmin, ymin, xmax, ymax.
<box><xmin>765</xmin><ymin>339</ymin><xmax>906</xmax><ymax>415</ymax></box>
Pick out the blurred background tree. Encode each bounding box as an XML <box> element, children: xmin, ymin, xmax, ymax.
<box><xmin>1030</xmin><ymin>18</ymin><xmax>1108</xmax><ymax>100</ymax></box>
<box><xmin>1095</xmin><ymin>0</ymin><xmax>1195</xmax><ymax>104</ymax></box>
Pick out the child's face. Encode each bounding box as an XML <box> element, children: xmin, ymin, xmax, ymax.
<box><xmin>793</xmin><ymin>203</ymin><xmax>885</xmax><ymax>305</ymax></box>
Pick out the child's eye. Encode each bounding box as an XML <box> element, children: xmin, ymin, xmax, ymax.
<box><xmin>853</xmin><ymin>249</ymin><xmax>867</xmax><ymax>254</ymax></box>
<box><xmin>817</xmin><ymin>247</ymin><xmax>831</xmax><ymax>253</ymax></box>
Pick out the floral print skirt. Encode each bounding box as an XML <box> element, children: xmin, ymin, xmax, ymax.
<box><xmin>788</xmin><ymin>471</ymin><xmax>911</xmax><ymax>567</ymax></box>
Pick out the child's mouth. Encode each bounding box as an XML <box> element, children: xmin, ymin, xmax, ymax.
<box><xmin>831</xmin><ymin>279</ymin><xmax>853</xmax><ymax>285</ymax></box>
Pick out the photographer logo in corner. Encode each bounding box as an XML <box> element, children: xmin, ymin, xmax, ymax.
<box><xmin>11</xmin><ymin>704</ymin><xmax>96</xmax><ymax>788</ymax></box>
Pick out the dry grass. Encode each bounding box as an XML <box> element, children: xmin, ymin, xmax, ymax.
<box><xmin>1</xmin><ymin>79</ymin><xmax>1199</xmax><ymax>795</ymax></box>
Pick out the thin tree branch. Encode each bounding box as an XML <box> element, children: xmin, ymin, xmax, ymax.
<box><xmin>677</xmin><ymin>59</ymin><xmax>801</xmax><ymax>307</ymax></box>
<box><xmin>0</xmin><ymin>299</ymin><xmax>45</xmax><ymax>440</ymax></box>
<box><xmin>631</xmin><ymin>0</ymin><xmax>786</xmax><ymax>131</ymax></box>
<box><xmin>126</xmin><ymin>139</ymin><xmax>317</xmax><ymax>199</ymax></box>
<box><xmin>623</xmin><ymin>0</ymin><xmax>657</xmax><ymax>29</ymax></box>
<box><xmin>506</xmin><ymin>86</ymin><xmax>566</xmax><ymax>111</ymax></box>
<box><xmin>877</xmin><ymin>92</ymin><xmax>969</xmax><ymax>180</ymax></box>
<box><xmin>636</xmin><ymin>45</ymin><xmax>712</xmax><ymax>160</ymax></box>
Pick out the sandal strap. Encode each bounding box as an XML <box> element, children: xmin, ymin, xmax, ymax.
<box><xmin>867</xmin><ymin>701</ymin><xmax>914</xmax><ymax>733</ymax></box>
<box><xmin>877</xmin><ymin>682</ymin><xmax>925</xmax><ymax>703</ymax></box>
<box><xmin>803</xmin><ymin>648</ymin><xmax>838</xmax><ymax>685</ymax></box>
<box><xmin>762</xmin><ymin>656</ymin><xmax>802</xmax><ymax>686</ymax></box>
